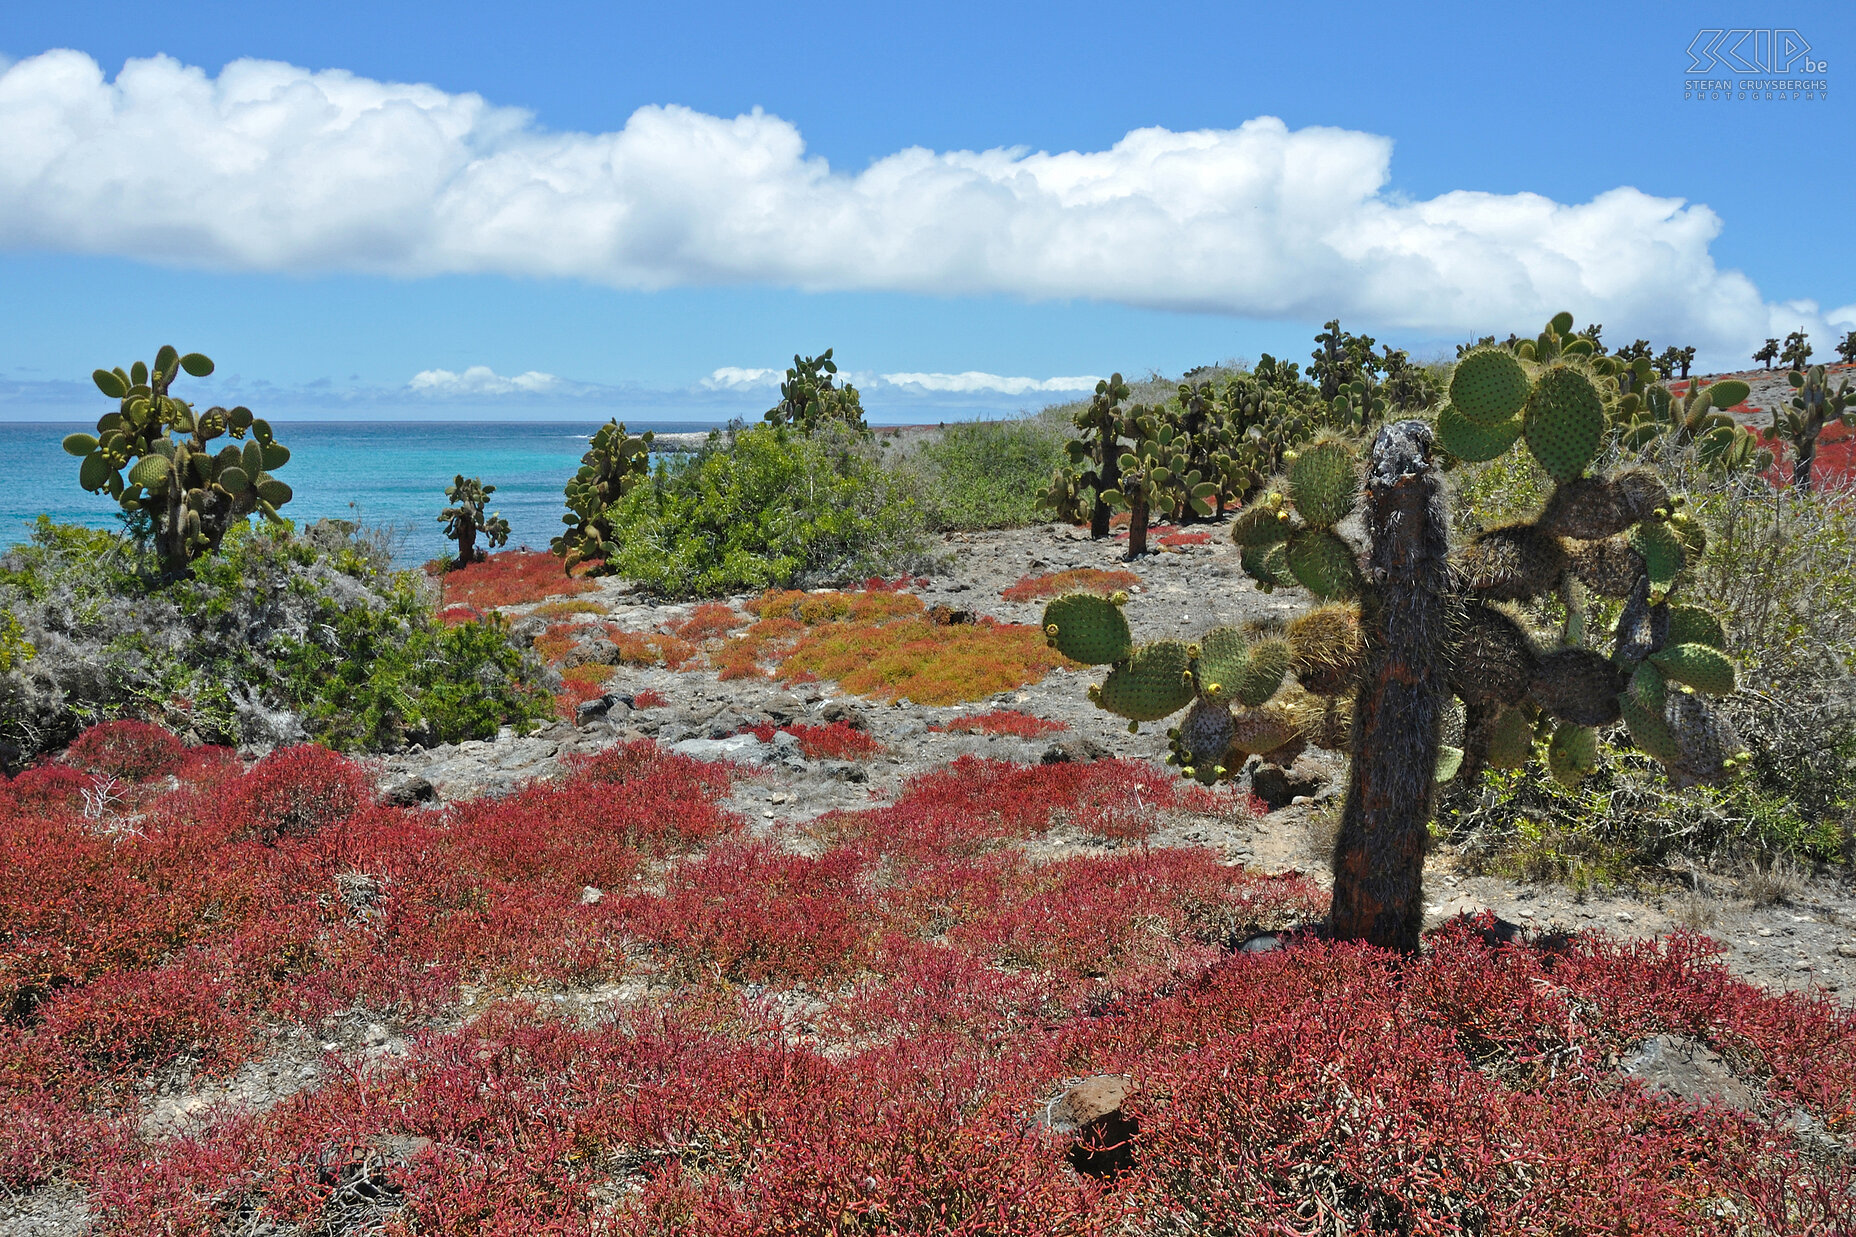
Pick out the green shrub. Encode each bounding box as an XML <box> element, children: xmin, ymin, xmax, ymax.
<box><xmin>890</xmin><ymin>418</ymin><xmax>1067</xmax><ymax>530</ymax></box>
<box><xmin>0</xmin><ymin>517</ymin><xmax>551</xmax><ymax>757</ymax></box>
<box><xmin>598</xmin><ymin>422</ymin><xmax>927</xmax><ymax>598</ymax></box>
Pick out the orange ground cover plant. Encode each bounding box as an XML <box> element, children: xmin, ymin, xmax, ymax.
<box><xmin>1000</xmin><ymin>567</ymin><xmax>1141</xmax><ymax>604</ymax></box>
<box><xmin>930</xmin><ymin>710</ymin><xmax>1069</xmax><ymax>738</ymax></box>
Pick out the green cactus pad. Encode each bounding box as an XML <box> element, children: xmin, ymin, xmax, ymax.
<box><xmin>128</xmin><ymin>455</ymin><xmax>171</xmax><ymax>490</ymax></box>
<box><xmin>1285</xmin><ymin>529</ymin><xmax>1360</xmax><ymax>599</ymax></box>
<box><xmin>1458</xmin><ymin>523</ymin><xmax>1567</xmax><ymax>601</ymax></box>
<box><xmin>1547</xmin><ymin>722</ymin><xmax>1600</xmax><ymax>787</ymax></box>
<box><xmin>1287</xmin><ymin>603</ymin><xmax>1366</xmax><ymax>697</ymax></box>
<box><xmin>1523</xmin><ymin>365</ymin><xmax>1605</xmax><ymax>482</ymax></box>
<box><xmin>1628</xmin><ymin>520</ymin><xmax>1684</xmax><ymax>601</ymax></box>
<box><xmin>1649</xmin><ymin>643</ymin><xmax>1736</xmax><ymax>696</ymax></box>
<box><xmin>255</xmin><ymin>479</ymin><xmax>293</xmax><ymax>507</ymax></box>
<box><xmin>1627</xmin><ymin>661</ymin><xmax>1668</xmax><ymax>710</ymax></box>
<box><xmin>1702</xmin><ymin>379</ymin><xmax>1750</xmax><ymax>409</ymax></box>
<box><xmin>62</xmin><ymin>433</ymin><xmax>99</xmax><ymax>458</ymax></box>
<box><xmin>1436</xmin><ymin>404</ymin><xmax>1523</xmax><ymax>463</ymax></box>
<box><xmin>1620</xmin><ymin>690</ymin><xmax>1684</xmax><ymax>766</ymax></box>
<box><xmin>78</xmin><ymin>452</ymin><xmax>113</xmax><ymax>491</ymax></box>
<box><xmin>1449</xmin><ymin>347</ymin><xmax>1532</xmax><ymax>427</ymax></box>
<box><xmin>1193</xmin><ymin>626</ymin><xmax>1249</xmax><ymax>702</ymax></box>
<box><xmin>1042</xmin><ymin>593</ymin><xmax>1134</xmax><ymax>666</ymax></box>
<box><xmin>1096</xmin><ymin>640</ymin><xmax>1195</xmax><ymax>721</ymax></box>
<box><xmin>1664</xmin><ymin>605</ymin><xmax>1726</xmax><ymax>650</ymax></box>
<box><xmin>1240</xmin><ymin>541</ymin><xmax>1296</xmax><ymax>591</ymax></box>
<box><xmin>1288</xmin><ymin>439</ymin><xmax>1360</xmax><ymax>528</ymax></box>
<box><xmin>1487</xmin><ymin>705</ymin><xmax>1534</xmax><ymax>768</ymax></box>
<box><xmin>1236</xmin><ymin>638</ymin><xmax>1291</xmax><ymax>708</ymax></box>
<box><xmin>1229</xmin><ymin>498</ymin><xmax>1293</xmax><ymax>548</ymax></box>
<box><xmin>217</xmin><ymin>465</ymin><xmax>250</xmax><ymax>494</ymax></box>
<box><xmin>1434</xmin><ymin>746</ymin><xmax>1464</xmax><ymax>782</ymax></box>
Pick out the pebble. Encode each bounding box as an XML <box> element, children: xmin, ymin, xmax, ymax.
<box><xmin>1836</xmin><ymin>943</ymin><xmax>1856</xmax><ymax>959</ymax></box>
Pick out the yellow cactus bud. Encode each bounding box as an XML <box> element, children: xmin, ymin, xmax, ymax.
<box><xmin>1110</xmin><ymin>590</ymin><xmax>1129</xmax><ymax>605</ymax></box>
<box><xmin>1046</xmin><ymin>623</ymin><xmax>1059</xmax><ymax>635</ymax></box>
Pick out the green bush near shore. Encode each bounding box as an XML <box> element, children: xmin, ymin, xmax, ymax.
<box><xmin>598</xmin><ymin>422</ymin><xmax>929</xmax><ymax>597</ymax></box>
<box><xmin>0</xmin><ymin>517</ymin><xmax>552</xmax><ymax>759</ymax></box>
<box><xmin>886</xmin><ymin>417</ymin><xmax>1069</xmax><ymax>531</ymax></box>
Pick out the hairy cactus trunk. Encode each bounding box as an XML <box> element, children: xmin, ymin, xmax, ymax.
<box><xmin>455</xmin><ymin>518</ymin><xmax>479</xmax><ymax>566</ymax></box>
<box><xmin>1329</xmin><ymin>421</ymin><xmax>1450</xmax><ymax>952</ymax></box>
<box><xmin>1127</xmin><ymin>496</ymin><xmax>1150</xmax><ymax>558</ymax></box>
<box><xmin>1091</xmin><ymin>446</ymin><xmax>1120</xmax><ymax>539</ymax></box>
<box><xmin>1794</xmin><ymin>432</ymin><xmax>1818</xmax><ymax>493</ymax></box>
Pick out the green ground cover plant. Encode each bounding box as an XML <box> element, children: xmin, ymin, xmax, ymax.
<box><xmin>887</xmin><ymin>416</ymin><xmax>1068</xmax><ymax>531</ymax></box>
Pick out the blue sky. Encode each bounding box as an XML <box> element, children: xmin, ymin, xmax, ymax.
<box><xmin>0</xmin><ymin>1</ymin><xmax>1850</xmax><ymax>423</ymax></box>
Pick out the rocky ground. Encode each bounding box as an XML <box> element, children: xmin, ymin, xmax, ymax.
<box><xmin>373</xmin><ymin>517</ymin><xmax>1856</xmax><ymax>1002</ymax></box>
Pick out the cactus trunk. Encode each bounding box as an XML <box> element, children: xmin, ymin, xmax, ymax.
<box><xmin>1794</xmin><ymin>432</ymin><xmax>1818</xmax><ymax>492</ymax></box>
<box><xmin>456</xmin><ymin>518</ymin><xmax>479</xmax><ymax>566</ymax></box>
<box><xmin>1091</xmin><ymin>449</ymin><xmax>1119</xmax><ymax>539</ymax></box>
<box><xmin>1328</xmin><ymin>421</ymin><xmax>1449</xmax><ymax>953</ymax></box>
<box><xmin>1126</xmin><ymin>495</ymin><xmax>1150</xmax><ymax>558</ymax></box>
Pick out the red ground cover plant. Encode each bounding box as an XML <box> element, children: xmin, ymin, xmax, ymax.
<box><xmin>932</xmin><ymin>709</ymin><xmax>1069</xmax><ymax>738</ymax></box>
<box><xmin>62</xmin><ymin>720</ymin><xmax>186</xmax><ymax>782</ymax></box>
<box><xmin>227</xmin><ymin>744</ymin><xmax>374</xmax><ymax>842</ymax></box>
<box><xmin>1763</xmin><ymin>420</ymin><xmax>1856</xmax><ymax>489</ymax></box>
<box><xmin>553</xmin><ymin>663</ymin><xmax>613</xmax><ymax>719</ymax></box>
<box><xmin>1000</xmin><ymin>568</ymin><xmax>1141</xmax><ymax>604</ymax></box>
<box><xmin>6</xmin><ymin>729</ymin><xmax>1854</xmax><ymax>1234</ymax></box>
<box><xmin>432</xmin><ymin>550</ymin><xmax>594</xmax><ymax>611</ymax></box>
<box><xmin>669</xmin><ymin>601</ymin><xmax>748</xmax><ymax>642</ymax></box>
<box><xmin>632</xmin><ymin>688</ymin><xmax>670</xmax><ymax>709</ymax></box>
<box><xmin>738</xmin><ymin>719</ymin><xmax>884</xmax><ymax>760</ymax></box>
<box><xmin>1155</xmin><ymin>529</ymin><xmax>1213</xmax><ymax>547</ymax></box>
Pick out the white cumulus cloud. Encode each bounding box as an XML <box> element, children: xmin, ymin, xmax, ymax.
<box><xmin>408</xmin><ymin>365</ymin><xmax>564</xmax><ymax>397</ymax></box>
<box><xmin>879</xmin><ymin>372</ymin><xmax>1102</xmax><ymax>395</ymax></box>
<box><xmin>700</xmin><ymin>367</ymin><xmax>783</xmax><ymax>391</ymax></box>
<box><xmin>0</xmin><ymin>50</ymin><xmax>1846</xmax><ymax>358</ymax></box>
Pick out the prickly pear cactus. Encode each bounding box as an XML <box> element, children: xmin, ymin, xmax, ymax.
<box><xmin>1041</xmin><ymin>374</ymin><xmax>1132</xmax><ymax>538</ymax></box>
<box><xmin>552</xmin><ymin>419</ymin><xmax>655</xmax><ymax>572</ymax></box>
<box><xmin>65</xmin><ymin>347</ymin><xmax>293</xmax><ymax>575</ymax></box>
<box><xmin>764</xmin><ymin>348</ymin><xmax>866</xmax><ymax>433</ymax></box>
<box><xmin>439</xmin><ymin>476</ymin><xmax>510</xmax><ymax>567</ymax></box>
<box><xmin>1052</xmin><ymin>312</ymin><xmax>1749</xmax><ymax>953</ymax></box>
<box><xmin>1770</xmin><ymin>364</ymin><xmax>1854</xmax><ymax>492</ymax></box>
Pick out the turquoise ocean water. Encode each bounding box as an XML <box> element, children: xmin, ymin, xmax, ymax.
<box><xmin>0</xmin><ymin>421</ymin><xmax>723</xmax><ymax>566</ymax></box>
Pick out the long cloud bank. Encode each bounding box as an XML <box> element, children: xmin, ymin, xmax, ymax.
<box><xmin>0</xmin><ymin>50</ymin><xmax>1849</xmax><ymax>355</ymax></box>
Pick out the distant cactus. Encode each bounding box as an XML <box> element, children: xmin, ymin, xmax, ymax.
<box><xmin>1771</xmin><ymin>364</ymin><xmax>1855</xmax><ymax>492</ymax></box>
<box><xmin>1781</xmin><ymin>330</ymin><xmax>1813</xmax><ymax>372</ymax></box>
<box><xmin>1753</xmin><ymin>338</ymin><xmax>1780</xmax><ymax>370</ymax></box>
<box><xmin>552</xmin><ymin>419</ymin><xmax>655</xmax><ymax>573</ymax></box>
<box><xmin>1045</xmin><ymin>311</ymin><xmax>1746</xmax><ymax>953</ymax></box>
<box><xmin>764</xmin><ymin>348</ymin><xmax>866</xmax><ymax>433</ymax></box>
<box><xmin>1616</xmin><ymin>375</ymin><xmax>1767</xmax><ymax>475</ymax></box>
<box><xmin>64</xmin><ymin>347</ymin><xmax>293</xmax><ymax>576</ymax></box>
<box><xmin>1836</xmin><ymin>330</ymin><xmax>1856</xmax><ymax>366</ymax></box>
<box><xmin>439</xmin><ymin>476</ymin><xmax>509</xmax><ymax>566</ymax></box>
<box><xmin>1041</xmin><ymin>374</ymin><xmax>1132</xmax><ymax>538</ymax></box>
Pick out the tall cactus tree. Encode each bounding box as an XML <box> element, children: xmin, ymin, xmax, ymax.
<box><xmin>1041</xmin><ymin>374</ymin><xmax>1132</xmax><ymax>538</ymax></box>
<box><xmin>64</xmin><ymin>346</ymin><xmax>293</xmax><ymax>576</ymax></box>
<box><xmin>1043</xmin><ymin>312</ymin><xmax>1746</xmax><ymax>954</ymax></box>
<box><xmin>439</xmin><ymin>476</ymin><xmax>510</xmax><ymax>567</ymax></box>
<box><xmin>553</xmin><ymin>419</ymin><xmax>655</xmax><ymax>572</ymax></box>
<box><xmin>1772</xmin><ymin>364</ymin><xmax>1855</xmax><ymax>492</ymax></box>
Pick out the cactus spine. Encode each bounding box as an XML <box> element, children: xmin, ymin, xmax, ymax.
<box><xmin>65</xmin><ymin>347</ymin><xmax>292</xmax><ymax>576</ymax></box>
